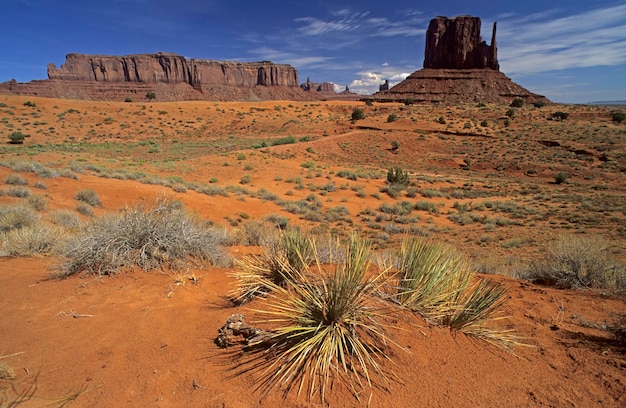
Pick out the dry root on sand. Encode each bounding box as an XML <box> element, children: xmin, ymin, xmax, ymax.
<box><xmin>216</xmin><ymin>314</ymin><xmax>274</xmax><ymax>349</ymax></box>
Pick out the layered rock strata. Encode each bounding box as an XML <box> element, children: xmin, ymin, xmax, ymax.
<box><xmin>1</xmin><ymin>53</ymin><xmax>314</xmax><ymax>101</ymax></box>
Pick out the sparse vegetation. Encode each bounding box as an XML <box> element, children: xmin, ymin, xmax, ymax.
<box><xmin>75</xmin><ymin>189</ymin><xmax>101</xmax><ymax>206</ymax></box>
<box><xmin>351</xmin><ymin>107</ymin><xmax>365</xmax><ymax>121</ymax></box>
<box><xmin>522</xmin><ymin>235</ymin><xmax>625</xmax><ymax>291</ymax></box>
<box><xmin>56</xmin><ymin>196</ymin><xmax>231</xmax><ymax>277</ymax></box>
<box><xmin>7</xmin><ymin>131</ymin><xmax>26</xmax><ymax>144</ymax></box>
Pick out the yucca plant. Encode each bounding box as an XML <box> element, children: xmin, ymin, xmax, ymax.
<box><xmin>247</xmin><ymin>234</ymin><xmax>397</xmax><ymax>402</ymax></box>
<box><xmin>229</xmin><ymin>228</ymin><xmax>312</xmax><ymax>304</ymax></box>
<box><xmin>394</xmin><ymin>238</ymin><xmax>472</xmax><ymax>322</ymax></box>
<box><xmin>391</xmin><ymin>237</ymin><xmax>514</xmax><ymax>347</ymax></box>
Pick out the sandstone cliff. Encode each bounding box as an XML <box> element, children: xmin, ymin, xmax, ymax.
<box><xmin>1</xmin><ymin>53</ymin><xmax>313</xmax><ymax>101</ymax></box>
<box><xmin>424</xmin><ymin>16</ymin><xmax>498</xmax><ymax>70</ymax></box>
<box><xmin>47</xmin><ymin>53</ymin><xmax>299</xmax><ymax>88</ymax></box>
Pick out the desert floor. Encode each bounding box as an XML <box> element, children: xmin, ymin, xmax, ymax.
<box><xmin>0</xmin><ymin>95</ymin><xmax>624</xmax><ymax>407</ymax></box>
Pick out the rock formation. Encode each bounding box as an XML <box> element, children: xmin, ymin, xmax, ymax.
<box><xmin>0</xmin><ymin>53</ymin><xmax>315</xmax><ymax>101</ymax></box>
<box><xmin>300</xmin><ymin>77</ymin><xmax>359</xmax><ymax>100</ymax></box>
<box><xmin>424</xmin><ymin>16</ymin><xmax>498</xmax><ymax>70</ymax></box>
<box><xmin>371</xmin><ymin>16</ymin><xmax>549</xmax><ymax>105</ymax></box>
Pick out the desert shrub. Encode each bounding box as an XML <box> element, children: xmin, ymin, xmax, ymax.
<box><xmin>364</xmin><ymin>100</ymin><xmax>373</xmax><ymax>106</ymax></box>
<box><xmin>6</xmin><ymin>187</ymin><xmax>30</xmax><ymax>198</ymax></box>
<box><xmin>551</xmin><ymin>111</ymin><xmax>569</xmax><ymax>121</ymax></box>
<box><xmin>242</xmin><ymin>233</ymin><xmax>396</xmax><ymax>401</ymax></box>
<box><xmin>33</xmin><ymin>180</ymin><xmax>47</xmax><ymax>190</ymax></box>
<box><xmin>145</xmin><ymin>91</ymin><xmax>156</xmax><ymax>101</ymax></box>
<box><xmin>387</xmin><ymin>113</ymin><xmax>398</xmax><ymax>123</ymax></box>
<box><xmin>437</xmin><ymin>116</ymin><xmax>446</xmax><ymax>124</ymax></box>
<box><xmin>5</xmin><ymin>173</ymin><xmax>27</xmax><ymax>186</ymax></box>
<box><xmin>7</xmin><ymin>131</ymin><xmax>26</xmax><ymax>144</ymax></box>
<box><xmin>523</xmin><ymin>235</ymin><xmax>625</xmax><ymax>291</ymax></box>
<box><xmin>242</xmin><ymin>220</ymin><xmax>276</xmax><ymax>246</ymax></box>
<box><xmin>554</xmin><ymin>172</ymin><xmax>568</xmax><ymax>184</ymax></box>
<box><xmin>404</xmin><ymin>98</ymin><xmax>414</xmax><ymax>105</ymax></box>
<box><xmin>388</xmin><ymin>237</ymin><xmax>514</xmax><ymax>346</ymax></box>
<box><xmin>239</xmin><ymin>174</ymin><xmax>251</xmax><ymax>185</ymax></box>
<box><xmin>171</xmin><ymin>183</ymin><xmax>188</xmax><ymax>193</ymax></box>
<box><xmin>76</xmin><ymin>203</ymin><xmax>94</xmax><ymax>216</ymax></box>
<box><xmin>26</xmin><ymin>195</ymin><xmax>48</xmax><ymax>211</ymax></box>
<box><xmin>533</xmin><ymin>101</ymin><xmax>546</xmax><ymax>108</ymax></box>
<box><xmin>506</xmin><ymin>108</ymin><xmax>515</xmax><ymax>118</ymax></box>
<box><xmin>56</xmin><ymin>197</ymin><xmax>230</xmax><ymax>277</ymax></box>
<box><xmin>124</xmin><ymin>97</ymin><xmax>133</xmax><ymax>102</ymax></box>
<box><xmin>386</xmin><ymin>167</ymin><xmax>410</xmax><ymax>186</ymax></box>
<box><xmin>0</xmin><ymin>203</ymin><xmax>39</xmax><ymax>232</ymax></box>
<box><xmin>48</xmin><ymin>209</ymin><xmax>82</xmax><ymax>230</ymax></box>
<box><xmin>271</xmin><ymin>136</ymin><xmax>296</xmax><ymax>146</ymax></box>
<box><xmin>351</xmin><ymin>108</ymin><xmax>365</xmax><ymax>121</ymax></box>
<box><xmin>510</xmin><ymin>98</ymin><xmax>524</xmax><ymax>108</ymax></box>
<box><xmin>1</xmin><ymin>223</ymin><xmax>64</xmax><ymax>256</ymax></box>
<box><xmin>23</xmin><ymin>100</ymin><xmax>36</xmax><ymax>107</ymax></box>
<box><xmin>75</xmin><ymin>189</ymin><xmax>101</xmax><ymax>206</ymax></box>
<box><xmin>611</xmin><ymin>111</ymin><xmax>625</xmax><ymax>123</ymax></box>
<box><xmin>390</xmin><ymin>140</ymin><xmax>400</xmax><ymax>151</ymax></box>
<box><xmin>264</xmin><ymin>213</ymin><xmax>289</xmax><ymax>229</ymax></box>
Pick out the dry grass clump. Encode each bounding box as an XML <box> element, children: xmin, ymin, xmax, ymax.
<box><xmin>0</xmin><ymin>203</ymin><xmax>39</xmax><ymax>233</ymax></box>
<box><xmin>56</xmin><ymin>196</ymin><xmax>231</xmax><ymax>277</ymax></box>
<box><xmin>1</xmin><ymin>224</ymin><xmax>65</xmax><ymax>257</ymax></box>
<box><xmin>48</xmin><ymin>209</ymin><xmax>82</xmax><ymax>231</ymax></box>
<box><xmin>523</xmin><ymin>235</ymin><xmax>625</xmax><ymax>291</ymax></box>
<box><xmin>246</xmin><ymin>234</ymin><xmax>397</xmax><ymax>402</ymax></box>
<box><xmin>75</xmin><ymin>189</ymin><xmax>101</xmax><ymax>207</ymax></box>
<box><xmin>388</xmin><ymin>237</ymin><xmax>515</xmax><ymax>347</ymax></box>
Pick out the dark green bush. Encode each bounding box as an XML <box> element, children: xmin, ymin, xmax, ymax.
<box><xmin>611</xmin><ymin>111</ymin><xmax>625</xmax><ymax>123</ymax></box>
<box><xmin>8</xmin><ymin>131</ymin><xmax>26</xmax><ymax>144</ymax></box>
<box><xmin>351</xmin><ymin>108</ymin><xmax>365</xmax><ymax>121</ymax></box>
<box><xmin>386</xmin><ymin>167</ymin><xmax>410</xmax><ymax>186</ymax></box>
<box><xmin>510</xmin><ymin>98</ymin><xmax>524</xmax><ymax>108</ymax></box>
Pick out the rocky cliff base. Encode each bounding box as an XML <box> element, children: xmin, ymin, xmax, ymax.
<box><xmin>369</xmin><ymin>69</ymin><xmax>549</xmax><ymax>105</ymax></box>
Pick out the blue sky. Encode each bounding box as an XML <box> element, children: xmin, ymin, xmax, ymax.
<box><xmin>1</xmin><ymin>0</ymin><xmax>625</xmax><ymax>103</ymax></box>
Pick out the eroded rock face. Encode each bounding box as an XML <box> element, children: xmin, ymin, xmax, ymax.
<box><xmin>47</xmin><ymin>53</ymin><xmax>299</xmax><ymax>87</ymax></box>
<box><xmin>424</xmin><ymin>16</ymin><xmax>498</xmax><ymax>70</ymax></box>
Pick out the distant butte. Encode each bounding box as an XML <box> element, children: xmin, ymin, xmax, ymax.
<box><xmin>0</xmin><ymin>53</ymin><xmax>336</xmax><ymax>102</ymax></box>
<box><xmin>371</xmin><ymin>15</ymin><xmax>550</xmax><ymax>105</ymax></box>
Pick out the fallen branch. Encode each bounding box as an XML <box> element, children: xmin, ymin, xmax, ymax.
<box><xmin>216</xmin><ymin>314</ymin><xmax>275</xmax><ymax>349</ymax></box>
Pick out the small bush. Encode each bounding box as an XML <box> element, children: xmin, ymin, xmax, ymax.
<box><xmin>26</xmin><ymin>195</ymin><xmax>48</xmax><ymax>211</ymax></box>
<box><xmin>0</xmin><ymin>203</ymin><xmax>39</xmax><ymax>232</ymax></box>
<box><xmin>5</xmin><ymin>173</ymin><xmax>27</xmax><ymax>185</ymax></box>
<box><xmin>387</xmin><ymin>113</ymin><xmax>398</xmax><ymax>123</ymax></box>
<box><xmin>124</xmin><ymin>97</ymin><xmax>133</xmax><ymax>102</ymax></box>
<box><xmin>404</xmin><ymin>98</ymin><xmax>414</xmax><ymax>105</ymax></box>
<box><xmin>351</xmin><ymin>108</ymin><xmax>365</xmax><ymax>121</ymax></box>
<box><xmin>56</xmin><ymin>196</ymin><xmax>231</xmax><ymax>277</ymax></box>
<box><xmin>506</xmin><ymin>108</ymin><xmax>515</xmax><ymax>118</ymax></box>
<box><xmin>523</xmin><ymin>235</ymin><xmax>625</xmax><ymax>290</ymax></box>
<box><xmin>75</xmin><ymin>189</ymin><xmax>101</xmax><ymax>206</ymax></box>
<box><xmin>510</xmin><ymin>98</ymin><xmax>524</xmax><ymax>108</ymax></box>
<box><xmin>76</xmin><ymin>203</ymin><xmax>94</xmax><ymax>216</ymax></box>
<box><xmin>386</xmin><ymin>167</ymin><xmax>410</xmax><ymax>186</ymax></box>
<box><xmin>8</xmin><ymin>131</ymin><xmax>26</xmax><ymax>144</ymax></box>
<box><xmin>146</xmin><ymin>91</ymin><xmax>156</xmax><ymax>101</ymax></box>
<box><xmin>611</xmin><ymin>111</ymin><xmax>625</xmax><ymax>123</ymax></box>
<box><xmin>7</xmin><ymin>187</ymin><xmax>30</xmax><ymax>198</ymax></box>
<box><xmin>533</xmin><ymin>101</ymin><xmax>546</xmax><ymax>108</ymax></box>
<box><xmin>49</xmin><ymin>209</ymin><xmax>82</xmax><ymax>230</ymax></box>
<box><xmin>551</xmin><ymin>111</ymin><xmax>569</xmax><ymax>121</ymax></box>
<box><xmin>437</xmin><ymin>116</ymin><xmax>446</xmax><ymax>124</ymax></box>
<box><xmin>23</xmin><ymin>101</ymin><xmax>36</xmax><ymax>107</ymax></box>
<box><xmin>554</xmin><ymin>172</ymin><xmax>568</xmax><ymax>184</ymax></box>
<box><xmin>2</xmin><ymin>223</ymin><xmax>63</xmax><ymax>256</ymax></box>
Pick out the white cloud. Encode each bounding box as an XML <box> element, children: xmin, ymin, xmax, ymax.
<box><xmin>248</xmin><ymin>46</ymin><xmax>333</xmax><ymax>68</ymax></box>
<box><xmin>347</xmin><ymin>67</ymin><xmax>411</xmax><ymax>95</ymax></box>
<box><xmin>498</xmin><ymin>4</ymin><xmax>626</xmax><ymax>75</ymax></box>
